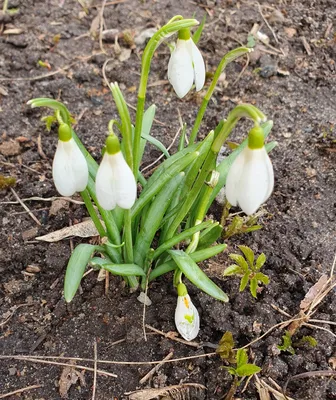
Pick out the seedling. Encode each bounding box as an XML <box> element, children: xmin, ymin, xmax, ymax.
<box><xmin>224</xmin><ymin>245</ymin><xmax>270</xmax><ymax>298</ymax></box>
<box><xmin>278</xmin><ymin>330</ymin><xmax>317</xmax><ymax>354</ymax></box>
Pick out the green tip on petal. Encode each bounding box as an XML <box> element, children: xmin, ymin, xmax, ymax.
<box><xmin>178</xmin><ymin>28</ymin><xmax>191</xmax><ymax>40</ymax></box>
<box><xmin>248</xmin><ymin>125</ymin><xmax>264</xmax><ymax>149</ymax></box>
<box><xmin>105</xmin><ymin>134</ymin><xmax>120</xmax><ymax>155</ymax></box>
<box><xmin>184</xmin><ymin>314</ymin><xmax>194</xmax><ymax>323</ymax></box>
<box><xmin>58</xmin><ymin>123</ymin><xmax>72</xmax><ymax>142</ymax></box>
<box><xmin>177</xmin><ymin>283</ymin><xmax>188</xmax><ymax>296</ymax></box>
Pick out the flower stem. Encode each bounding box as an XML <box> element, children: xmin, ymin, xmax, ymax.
<box><xmin>189</xmin><ymin>47</ymin><xmax>251</xmax><ymax>145</ymax></box>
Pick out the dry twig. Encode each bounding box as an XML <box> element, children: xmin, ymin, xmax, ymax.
<box><xmin>139</xmin><ymin>351</ymin><xmax>174</xmax><ymax>384</ymax></box>
<box><xmin>145</xmin><ymin>324</ymin><xmax>200</xmax><ymax>348</ymax></box>
<box><xmin>10</xmin><ymin>188</ymin><xmax>41</xmax><ymax>226</ymax></box>
<box><xmin>0</xmin><ymin>385</ymin><xmax>42</xmax><ymax>399</ymax></box>
<box><xmin>92</xmin><ymin>339</ymin><xmax>98</xmax><ymax>400</ymax></box>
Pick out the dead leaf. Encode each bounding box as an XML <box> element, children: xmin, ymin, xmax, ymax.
<box><xmin>35</xmin><ymin>219</ymin><xmax>104</xmax><ymax>242</ymax></box>
<box><xmin>0</xmin><ymin>140</ymin><xmax>21</xmax><ymax>156</ymax></box>
<box><xmin>284</xmin><ymin>27</ymin><xmax>297</xmax><ymax>38</ymax></box>
<box><xmin>22</xmin><ymin>226</ymin><xmax>39</xmax><ymax>241</ymax></box>
<box><xmin>300</xmin><ymin>274</ymin><xmax>328</xmax><ymax>310</ymax></box>
<box><xmin>127</xmin><ymin>383</ymin><xmax>206</xmax><ymax>400</ymax></box>
<box><xmin>59</xmin><ymin>363</ymin><xmax>86</xmax><ymax>399</ymax></box>
<box><xmin>0</xmin><ymin>85</ymin><xmax>8</xmax><ymax>96</ymax></box>
<box><xmin>49</xmin><ymin>199</ymin><xmax>69</xmax><ymax>216</ymax></box>
<box><xmin>119</xmin><ymin>47</ymin><xmax>131</xmax><ymax>62</ymax></box>
<box><xmin>90</xmin><ymin>14</ymin><xmax>100</xmax><ymax>38</ymax></box>
<box><xmin>329</xmin><ymin>356</ymin><xmax>336</xmax><ymax>370</ymax></box>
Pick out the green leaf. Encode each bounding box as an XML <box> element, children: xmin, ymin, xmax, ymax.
<box><xmin>236</xmin><ymin>348</ymin><xmax>248</xmax><ymax>368</ymax></box>
<box><xmin>192</xmin><ymin>14</ymin><xmax>206</xmax><ymax>44</ymax></box>
<box><xmin>223</xmin><ymin>264</ymin><xmax>242</xmax><ymax>276</ymax></box>
<box><xmin>102</xmin><ymin>264</ymin><xmax>145</xmax><ymax>276</ymax></box>
<box><xmin>295</xmin><ymin>336</ymin><xmax>318</xmax><ymax>348</ymax></box>
<box><xmin>217</xmin><ymin>331</ymin><xmax>236</xmax><ymax>362</ymax></box>
<box><xmin>239</xmin><ymin>272</ymin><xmax>250</xmax><ymax>292</ymax></box>
<box><xmin>255</xmin><ymin>253</ymin><xmax>267</xmax><ymax>270</ymax></box>
<box><xmin>265</xmin><ymin>141</ymin><xmax>278</xmax><ymax>152</ymax></box>
<box><xmin>198</xmin><ymin>223</ymin><xmax>223</xmax><ymax>250</ymax></box>
<box><xmin>139</xmin><ymin>104</ymin><xmax>156</xmax><ymax>160</ymax></box>
<box><xmin>255</xmin><ymin>272</ymin><xmax>269</xmax><ymax>285</ymax></box>
<box><xmin>141</xmin><ymin>132</ymin><xmax>170</xmax><ymax>158</ymax></box>
<box><xmin>236</xmin><ymin>364</ymin><xmax>261</xmax><ymax>377</ymax></box>
<box><xmin>227</xmin><ymin>366</ymin><xmax>237</xmax><ymax>376</ymax></box>
<box><xmin>64</xmin><ymin>244</ymin><xmax>102</xmax><ymax>302</ymax></box>
<box><xmin>250</xmin><ymin>277</ymin><xmax>258</xmax><ymax>298</ymax></box>
<box><xmin>238</xmin><ymin>245</ymin><xmax>255</xmax><ymax>268</ymax></box>
<box><xmin>168</xmin><ymin>249</ymin><xmax>229</xmax><ymax>302</ymax></box>
<box><xmin>41</xmin><ymin>115</ymin><xmax>57</xmax><ymax>132</ymax></box>
<box><xmin>243</xmin><ymin>225</ymin><xmax>263</xmax><ymax>233</ymax></box>
<box><xmin>229</xmin><ymin>254</ymin><xmax>249</xmax><ymax>272</ymax></box>
<box><xmin>247</xmin><ymin>34</ymin><xmax>256</xmax><ymax>48</ymax></box>
<box><xmin>278</xmin><ymin>331</ymin><xmax>295</xmax><ymax>354</ymax></box>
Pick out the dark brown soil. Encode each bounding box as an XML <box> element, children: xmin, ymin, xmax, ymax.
<box><xmin>0</xmin><ymin>0</ymin><xmax>335</xmax><ymax>399</ymax></box>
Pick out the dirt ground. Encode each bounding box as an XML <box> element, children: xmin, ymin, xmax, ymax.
<box><xmin>0</xmin><ymin>0</ymin><xmax>335</xmax><ymax>399</ymax></box>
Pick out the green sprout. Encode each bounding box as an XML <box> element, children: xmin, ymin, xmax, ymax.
<box><xmin>278</xmin><ymin>330</ymin><xmax>317</xmax><ymax>355</ymax></box>
<box><xmin>224</xmin><ymin>245</ymin><xmax>269</xmax><ymax>298</ymax></box>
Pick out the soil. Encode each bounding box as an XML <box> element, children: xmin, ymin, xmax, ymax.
<box><xmin>0</xmin><ymin>0</ymin><xmax>335</xmax><ymax>399</ymax></box>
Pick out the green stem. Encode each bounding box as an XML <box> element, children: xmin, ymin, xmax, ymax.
<box><xmin>80</xmin><ymin>189</ymin><xmax>106</xmax><ymax>238</ymax></box>
<box><xmin>189</xmin><ymin>47</ymin><xmax>251</xmax><ymax>144</ymax></box>
<box><xmin>132</xmin><ymin>18</ymin><xmax>199</xmax><ymax>177</ymax></box>
<box><xmin>3</xmin><ymin>0</ymin><xmax>8</xmax><ymax>13</ymax></box>
<box><xmin>124</xmin><ymin>210</ymin><xmax>133</xmax><ymax>263</ymax></box>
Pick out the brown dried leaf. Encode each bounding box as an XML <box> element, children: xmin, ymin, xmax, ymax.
<box><xmin>127</xmin><ymin>383</ymin><xmax>206</xmax><ymax>400</ymax></box>
<box><xmin>59</xmin><ymin>363</ymin><xmax>86</xmax><ymax>399</ymax></box>
<box><xmin>49</xmin><ymin>199</ymin><xmax>69</xmax><ymax>216</ymax></box>
<box><xmin>35</xmin><ymin>219</ymin><xmax>104</xmax><ymax>242</ymax></box>
<box><xmin>0</xmin><ymin>140</ymin><xmax>21</xmax><ymax>156</ymax></box>
<box><xmin>329</xmin><ymin>356</ymin><xmax>336</xmax><ymax>370</ymax></box>
<box><xmin>300</xmin><ymin>274</ymin><xmax>328</xmax><ymax>310</ymax></box>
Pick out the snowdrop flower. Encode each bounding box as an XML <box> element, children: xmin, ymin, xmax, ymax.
<box><xmin>95</xmin><ymin>135</ymin><xmax>137</xmax><ymax>210</ymax></box>
<box><xmin>226</xmin><ymin>125</ymin><xmax>274</xmax><ymax>215</ymax></box>
<box><xmin>168</xmin><ymin>28</ymin><xmax>205</xmax><ymax>98</ymax></box>
<box><xmin>52</xmin><ymin>124</ymin><xmax>88</xmax><ymax>196</ymax></box>
<box><xmin>175</xmin><ymin>283</ymin><xmax>200</xmax><ymax>341</ymax></box>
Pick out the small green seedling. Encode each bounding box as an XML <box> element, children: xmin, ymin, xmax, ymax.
<box><xmin>217</xmin><ymin>331</ymin><xmax>261</xmax><ymax>400</ymax></box>
<box><xmin>278</xmin><ymin>330</ymin><xmax>317</xmax><ymax>355</ymax></box>
<box><xmin>224</xmin><ymin>245</ymin><xmax>269</xmax><ymax>298</ymax></box>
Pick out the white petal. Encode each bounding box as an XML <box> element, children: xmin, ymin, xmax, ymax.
<box><xmin>225</xmin><ymin>148</ymin><xmax>247</xmax><ymax>206</ymax></box>
<box><xmin>109</xmin><ymin>152</ymin><xmax>137</xmax><ymax>209</ymax></box>
<box><xmin>264</xmin><ymin>150</ymin><xmax>274</xmax><ymax>201</ymax></box>
<box><xmin>175</xmin><ymin>294</ymin><xmax>200</xmax><ymax>341</ymax></box>
<box><xmin>168</xmin><ymin>39</ymin><xmax>194</xmax><ymax>98</ymax></box>
<box><xmin>70</xmin><ymin>139</ymin><xmax>89</xmax><ymax>192</ymax></box>
<box><xmin>95</xmin><ymin>154</ymin><xmax>116</xmax><ymax>210</ymax></box>
<box><xmin>189</xmin><ymin>39</ymin><xmax>205</xmax><ymax>92</ymax></box>
<box><xmin>237</xmin><ymin>148</ymin><xmax>272</xmax><ymax>215</ymax></box>
<box><xmin>52</xmin><ymin>140</ymin><xmax>77</xmax><ymax>196</ymax></box>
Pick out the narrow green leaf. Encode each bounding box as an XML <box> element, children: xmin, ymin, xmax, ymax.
<box><xmin>139</xmin><ymin>104</ymin><xmax>156</xmax><ymax>160</ymax></box>
<box><xmin>223</xmin><ymin>264</ymin><xmax>242</xmax><ymax>276</ymax></box>
<box><xmin>236</xmin><ymin>348</ymin><xmax>248</xmax><ymax>368</ymax></box>
<box><xmin>239</xmin><ymin>272</ymin><xmax>249</xmax><ymax>292</ymax></box>
<box><xmin>250</xmin><ymin>277</ymin><xmax>258</xmax><ymax>298</ymax></box>
<box><xmin>141</xmin><ymin>133</ymin><xmax>170</xmax><ymax>158</ymax></box>
<box><xmin>236</xmin><ymin>364</ymin><xmax>261</xmax><ymax>377</ymax></box>
<box><xmin>152</xmin><ymin>220</ymin><xmax>213</xmax><ymax>261</ymax></box>
<box><xmin>255</xmin><ymin>253</ymin><xmax>267</xmax><ymax>270</ymax></box>
<box><xmin>198</xmin><ymin>223</ymin><xmax>223</xmax><ymax>250</ymax></box>
<box><xmin>168</xmin><ymin>249</ymin><xmax>229</xmax><ymax>302</ymax></box>
<box><xmin>149</xmin><ymin>244</ymin><xmax>227</xmax><ymax>281</ymax></box>
<box><xmin>192</xmin><ymin>14</ymin><xmax>206</xmax><ymax>44</ymax></box>
<box><xmin>238</xmin><ymin>245</ymin><xmax>255</xmax><ymax>268</ymax></box>
<box><xmin>102</xmin><ymin>263</ymin><xmax>145</xmax><ymax>276</ymax></box>
<box><xmin>64</xmin><ymin>244</ymin><xmax>102</xmax><ymax>302</ymax></box>
<box><xmin>255</xmin><ymin>272</ymin><xmax>269</xmax><ymax>285</ymax></box>
<box><xmin>229</xmin><ymin>254</ymin><xmax>249</xmax><ymax>272</ymax></box>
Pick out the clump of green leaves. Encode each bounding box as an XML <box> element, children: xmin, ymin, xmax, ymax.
<box><xmin>278</xmin><ymin>330</ymin><xmax>317</xmax><ymax>354</ymax></box>
<box><xmin>223</xmin><ymin>245</ymin><xmax>269</xmax><ymax>298</ymax></box>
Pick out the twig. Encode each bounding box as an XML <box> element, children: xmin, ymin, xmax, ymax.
<box><xmin>232</xmin><ymin>53</ymin><xmax>250</xmax><ymax>85</ymax></box>
<box><xmin>330</xmin><ymin>252</ymin><xmax>336</xmax><ymax>279</ymax></box>
<box><xmin>99</xmin><ymin>0</ymin><xmax>107</xmax><ymax>55</ymax></box>
<box><xmin>304</xmin><ymin>323</ymin><xmax>336</xmax><ymax>339</ymax></box>
<box><xmin>145</xmin><ymin>324</ymin><xmax>200</xmax><ymax>348</ymax></box>
<box><xmin>10</xmin><ymin>188</ymin><xmax>41</xmax><ymax>226</ymax></box>
<box><xmin>37</xmin><ymin>133</ymin><xmax>47</xmax><ymax>160</ymax></box>
<box><xmin>89</xmin><ymin>0</ymin><xmax>127</xmax><ymax>7</ymax></box>
<box><xmin>0</xmin><ymin>352</ymin><xmax>216</xmax><ymax>366</ymax></box>
<box><xmin>0</xmin><ymin>196</ymin><xmax>84</xmax><ymax>205</ymax></box>
<box><xmin>139</xmin><ymin>351</ymin><xmax>174</xmax><ymax>384</ymax></box>
<box><xmin>283</xmin><ymin>370</ymin><xmax>336</xmax><ymax>394</ymax></box>
<box><xmin>0</xmin><ymin>356</ymin><xmax>117</xmax><ymax>378</ymax></box>
<box><xmin>256</xmin><ymin>2</ymin><xmax>279</xmax><ymax>43</ymax></box>
<box><xmin>92</xmin><ymin>339</ymin><xmax>98</xmax><ymax>400</ymax></box>
<box><xmin>0</xmin><ymin>385</ymin><xmax>42</xmax><ymax>399</ymax></box>
<box><xmin>0</xmin><ymin>303</ymin><xmax>33</xmax><ymax>328</ymax></box>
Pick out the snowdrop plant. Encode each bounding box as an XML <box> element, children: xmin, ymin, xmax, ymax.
<box><xmin>28</xmin><ymin>15</ymin><xmax>277</xmax><ymax>340</ymax></box>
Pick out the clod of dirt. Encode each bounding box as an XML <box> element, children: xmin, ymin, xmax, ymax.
<box><xmin>49</xmin><ymin>199</ymin><xmax>69</xmax><ymax>216</ymax></box>
<box><xmin>0</xmin><ymin>140</ymin><xmax>21</xmax><ymax>156</ymax></box>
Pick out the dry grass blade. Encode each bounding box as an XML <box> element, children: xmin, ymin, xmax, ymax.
<box><xmin>92</xmin><ymin>339</ymin><xmax>98</xmax><ymax>400</ymax></box>
<box><xmin>257</xmin><ymin>377</ymin><xmax>295</xmax><ymax>400</ymax></box>
<box><xmin>139</xmin><ymin>351</ymin><xmax>173</xmax><ymax>384</ymax></box>
<box><xmin>0</xmin><ymin>385</ymin><xmax>42</xmax><ymax>399</ymax></box>
<box><xmin>10</xmin><ymin>188</ymin><xmax>41</xmax><ymax>226</ymax></box>
<box><xmin>127</xmin><ymin>383</ymin><xmax>206</xmax><ymax>400</ymax></box>
<box><xmin>300</xmin><ymin>274</ymin><xmax>328</xmax><ymax>310</ymax></box>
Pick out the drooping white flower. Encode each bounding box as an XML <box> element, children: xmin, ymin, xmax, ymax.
<box><xmin>168</xmin><ymin>29</ymin><xmax>205</xmax><ymax>99</ymax></box>
<box><xmin>52</xmin><ymin>125</ymin><xmax>88</xmax><ymax>197</ymax></box>
<box><xmin>175</xmin><ymin>283</ymin><xmax>200</xmax><ymax>341</ymax></box>
<box><xmin>225</xmin><ymin>126</ymin><xmax>274</xmax><ymax>215</ymax></box>
<box><xmin>95</xmin><ymin>135</ymin><xmax>137</xmax><ymax>210</ymax></box>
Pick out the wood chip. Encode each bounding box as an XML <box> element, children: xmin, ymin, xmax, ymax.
<box><xmin>22</xmin><ymin>227</ymin><xmax>39</xmax><ymax>241</ymax></box>
<box><xmin>300</xmin><ymin>36</ymin><xmax>312</xmax><ymax>55</ymax></box>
